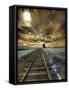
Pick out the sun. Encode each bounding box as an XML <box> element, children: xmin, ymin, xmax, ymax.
<box><xmin>23</xmin><ymin>9</ymin><xmax>31</xmax><ymax>27</ymax></box>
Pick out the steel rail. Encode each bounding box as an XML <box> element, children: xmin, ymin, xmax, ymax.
<box><xmin>20</xmin><ymin>55</ymin><xmax>37</xmax><ymax>82</ymax></box>
<box><xmin>41</xmin><ymin>49</ymin><xmax>52</xmax><ymax>80</ymax></box>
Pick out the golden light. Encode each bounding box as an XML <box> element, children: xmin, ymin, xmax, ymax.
<box><xmin>23</xmin><ymin>9</ymin><xmax>31</xmax><ymax>27</ymax></box>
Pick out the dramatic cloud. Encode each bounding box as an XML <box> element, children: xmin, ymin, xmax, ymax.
<box><xmin>17</xmin><ymin>8</ymin><xmax>65</xmax><ymax>47</ymax></box>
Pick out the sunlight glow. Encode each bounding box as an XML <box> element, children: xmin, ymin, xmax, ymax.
<box><xmin>23</xmin><ymin>9</ymin><xmax>31</xmax><ymax>27</ymax></box>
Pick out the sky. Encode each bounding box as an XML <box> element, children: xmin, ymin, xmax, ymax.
<box><xmin>17</xmin><ymin>8</ymin><xmax>66</xmax><ymax>47</ymax></box>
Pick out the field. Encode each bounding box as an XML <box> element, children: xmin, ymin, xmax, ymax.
<box><xmin>18</xmin><ymin>47</ymin><xmax>65</xmax><ymax>82</ymax></box>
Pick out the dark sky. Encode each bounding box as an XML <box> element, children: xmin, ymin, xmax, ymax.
<box><xmin>17</xmin><ymin>8</ymin><xmax>65</xmax><ymax>47</ymax></box>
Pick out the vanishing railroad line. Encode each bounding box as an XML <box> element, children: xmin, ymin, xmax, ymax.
<box><xmin>18</xmin><ymin>48</ymin><xmax>57</xmax><ymax>82</ymax></box>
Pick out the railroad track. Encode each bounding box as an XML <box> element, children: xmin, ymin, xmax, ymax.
<box><xmin>18</xmin><ymin>48</ymin><xmax>58</xmax><ymax>82</ymax></box>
